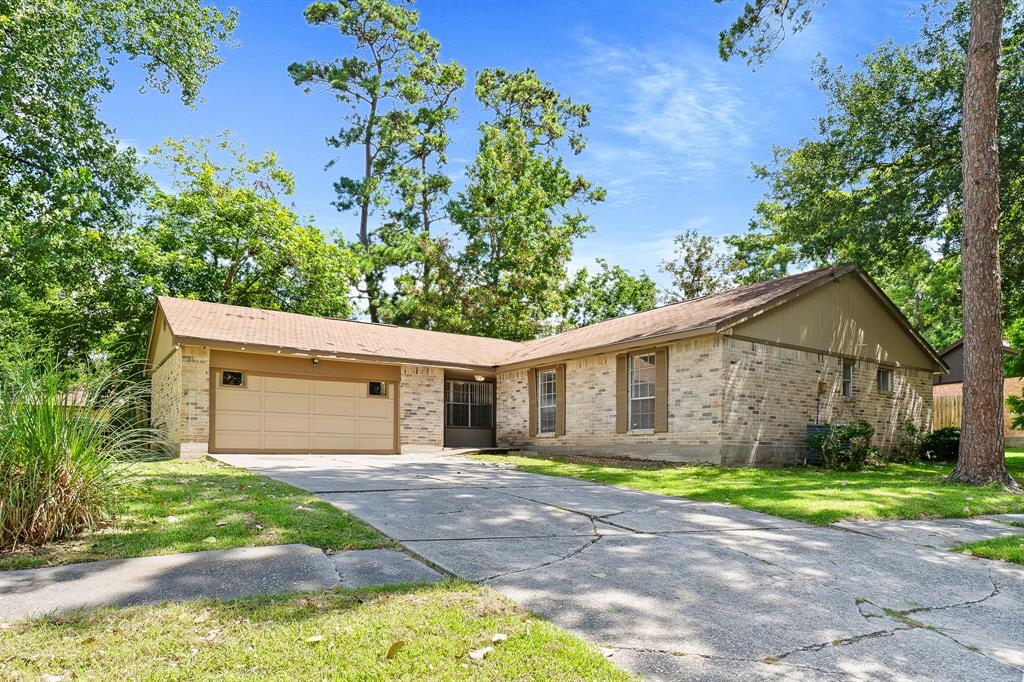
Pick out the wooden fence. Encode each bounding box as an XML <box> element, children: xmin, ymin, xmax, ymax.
<box><xmin>933</xmin><ymin>394</ymin><xmax>962</xmax><ymax>429</ymax></box>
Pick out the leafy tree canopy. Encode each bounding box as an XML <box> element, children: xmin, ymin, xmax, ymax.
<box><xmin>660</xmin><ymin>229</ymin><xmax>737</xmax><ymax>303</ymax></box>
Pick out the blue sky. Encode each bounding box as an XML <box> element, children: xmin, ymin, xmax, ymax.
<box><xmin>102</xmin><ymin>0</ymin><xmax>923</xmax><ymax>288</ymax></box>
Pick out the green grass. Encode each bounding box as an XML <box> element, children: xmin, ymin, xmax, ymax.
<box><xmin>472</xmin><ymin>450</ymin><xmax>1024</xmax><ymax>525</ymax></box>
<box><xmin>955</xmin><ymin>533</ymin><xmax>1024</xmax><ymax>564</ymax></box>
<box><xmin>0</xmin><ymin>458</ymin><xmax>387</xmax><ymax>571</ymax></box>
<box><xmin>0</xmin><ymin>582</ymin><xmax>630</xmax><ymax>681</ymax></box>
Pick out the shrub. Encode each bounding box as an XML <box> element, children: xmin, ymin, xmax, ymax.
<box><xmin>806</xmin><ymin>419</ymin><xmax>877</xmax><ymax>471</ymax></box>
<box><xmin>887</xmin><ymin>419</ymin><xmax>925</xmax><ymax>463</ymax></box>
<box><xmin>0</xmin><ymin>352</ymin><xmax>159</xmax><ymax>551</ymax></box>
<box><xmin>920</xmin><ymin>427</ymin><xmax>961</xmax><ymax>462</ymax></box>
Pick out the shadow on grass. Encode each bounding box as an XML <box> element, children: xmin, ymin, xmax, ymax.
<box><xmin>482</xmin><ymin>452</ymin><xmax>1024</xmax><ymax>525</ymax></box>
<box><xmin>0</xmin><ymin>459</ymin><xmax>387</xmax><ymax>571</ymax></box>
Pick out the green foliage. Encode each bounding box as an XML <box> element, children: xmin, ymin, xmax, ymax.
<box><xmin>725</xmin><ymin>2</ymin><xmax>1024</xmax><ymax>349</ymax></box>
<box><xmin>552</xmin><ymin>259</ymin><xmax>658</xmax><ymax>332</ymax></box>
<box><xmin>921</xmin><ymin>426</ymin><xmax>962</xmax><ymax>462</ymax></box>
<box><xmin>806</xmin><ymin>419</ymin><xmax>877</xmax><ymax>471</ymax></box>
<box><xmin>289</xmin><ymin>0</ymin><xmax>464</xmax><ymax>323</ymax></box>
<box><xmin>887</xmin><ymin>419</ymin><xmax>926</xmax><ymax>464</ymax></box>
<box><xmin>659</xmin><ymin>229</ymin><xmax>737</xmax><ymax>302</ymax></box>
<box><xmin>1007</xmin><ymin>390</ymin><xmax>1024</xmax><ymax>430</ymax></box>
<box><xmin>435</xmin><ymin>69</ymin><xmax>604</xmax><ymax>340</ymax></box>
<box><xmin>140</xmin><ymin>134</ymin><xmax>359</xmax><ymax>321</ymax></box>
<box><xmin>0</xmin><ymin>348</ymin><xmax>156</xmax><ymax>551</ymax></box>
<box><xmin>716</xmin><ymin>0</ymin><xmax>823</xmax><ymax>66</ymax></box>
<box><xmin>0</xmin><ymin>0</ymin><xmax>236</xmax><ymax>364</ymax></box>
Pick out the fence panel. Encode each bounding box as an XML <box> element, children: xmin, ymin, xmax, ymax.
<box><xmin>933</xmin><ymin>394</ymin><xmax>962</xmax><ymax>429</ymax></box>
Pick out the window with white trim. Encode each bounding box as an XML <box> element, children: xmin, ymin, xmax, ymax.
<box><xmin>537</xmin><ymin>369</ymin><xmax>556</xmax><ymax>435</ymax></box>
<box><xmin>629</xmin><ymin>353</ymin><xmax>656</xmax><ymax>430</ymax></box>
<box><xmin>842</xmin><ymin>360</ymin><xmax>855</xmax><ymax>398</ymax></box>
<box><xmin>876</xmin><ymin>368</ymin><xmax>894</xmax><ymax>393</ymax></box>
<box><xmin>445</xmin><ymin>380</ymin><xmax>493</xmax><ymax>428</ymax></box>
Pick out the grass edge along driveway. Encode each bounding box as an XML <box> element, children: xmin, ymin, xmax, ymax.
<box><xmin>472</xmin><ymin>450</ymin><xmax>1024</xmax><ymax>526</ymax></box>
<box><xmin>0</xmin><ymin>582</ymin><xmax>631</xmax><ymax>681</ymax></box>
<box><xmin>0</xmin><ymin>458</ymin><xmax>388</xmax><ymax>571</ymax></box>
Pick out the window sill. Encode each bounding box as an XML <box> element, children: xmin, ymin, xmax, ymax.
<box><xmin>535</xmin><ymin>432</ymin><xmax>557</xmax><ymax>438</ymax></box>
<box><xmin>628</xmin><ymin>428</ymin><xmax>655</xmax><ymax>435</ymax></box>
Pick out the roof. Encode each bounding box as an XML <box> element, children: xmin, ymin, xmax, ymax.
<box><xmin>150</xmin><ymin>264</ymin><xmax>942</xmax><ymax>370</ymax></box>
<box><xmin>155</xmin><ymin>296</ymin><xmax>520</xmax><ymax>368</ymax></box>
<box><xmin>937</xmin><ymin>338</ymin><xmax>1017</xmax><ymax>358</ymax></box>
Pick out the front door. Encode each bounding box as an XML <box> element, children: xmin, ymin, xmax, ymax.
<box><xmin>443</xmin><ymin>378</ymin><xmax>495</xmax><ymax>448</ymax></box>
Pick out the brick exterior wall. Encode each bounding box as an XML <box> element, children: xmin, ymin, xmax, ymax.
<box><xmin>496</xmin><ymin>337</ymin><xmax>724</xmax><ymax>463</ymax></box>
<box><xmin>400</xmin><ymin>365</ymin><xmax>445</xmax><ymax>449</ymax></box>
<box><xmin>496</xmin><ymin>334</ymin><xmax>934</xmax><ymax>466</ymax></box>
<box><xmin>720</xmin><ymin>337</ymin><xmax>933</xmax><ymax>465</ymax></box>
<box><xmin>149</xmin><ymin>344</ymin><xmax>209</xmax><ymax>459</ymax></box>
<box><xmin>150</xmin><ymin>347</ymin><xmax>181</xmax><ymax>455</ymax></box>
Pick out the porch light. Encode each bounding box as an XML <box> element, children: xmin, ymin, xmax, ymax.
<box><xmin>473</xmin><ymin>374</ymin><xmax>486</xmax><ymax>382</ymax></box>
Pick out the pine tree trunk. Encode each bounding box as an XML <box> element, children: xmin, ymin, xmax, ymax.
<box><xmin>953</xmin><ymin>0</ymin><xmax>1018</xmax><ymax>488</ymax></box>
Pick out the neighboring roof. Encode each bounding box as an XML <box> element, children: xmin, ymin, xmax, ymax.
<box><xmin>937</xmin><ymin>338</ymin><xmax>1017</xmax><ymax>358</ymax></box>
<box><xmin>155</xmin><ymin>296</ymin><xmax>520</xmax><ymax>369</ymax></box>
<box><xmin>151</xmin><ymin>264</ymin><xmax>943</xmax><ymax>371</ymax></box>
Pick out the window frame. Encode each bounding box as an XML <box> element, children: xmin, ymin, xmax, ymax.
<box><xmin>841</xmin><ymin>360</ymin><xmax>855</xmax><ymax>398</ymax></box>
<box><xmin>628</xmin><ymin>352</ymin><xmax>657</xmax><ymax>432</ymax></box>
<box><xmin>445</xmin><ymin>380</ymin><xmax>494</xmax><ymax>429</ymax></box>
<box><xmin>219</xmin><ymin>369</ymin><xmax>246</xmax><ymax>388</ymax></box>
<box><xmin>876</xmin><ymin>367</ymin><xmax>894</xmax><ymax>393</ymax></box>
<box><xmin>366</xmin><ymin>380</ymin><xmax>388</xmax><ymax>398</ymax></box>
<box><xmin>536</xmin><ymin>369</ymin><xmax>557</xmax><ymax>436</ymax></box>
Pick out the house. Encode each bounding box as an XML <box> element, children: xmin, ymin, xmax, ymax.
<box><xmin>146</xmin><ymin>264</ymin><xmax>945</xmax><ymax>466</ymax></box>
<box><xmin>932</xmin><ymin>338</ymin><xmax>1023</xmax><ymax>446</ymax></box>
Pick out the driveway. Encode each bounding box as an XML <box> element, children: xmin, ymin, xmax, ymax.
<box><xmin>215</xmin><ymin>453</ymin><xmax>1024</xmax><ymax>681</ymax></box>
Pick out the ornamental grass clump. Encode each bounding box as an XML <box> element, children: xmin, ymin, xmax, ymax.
<box><xmin>0</xmin><ymin>354</ymin><xmax>158</xmax><ymax>551</ymax></box>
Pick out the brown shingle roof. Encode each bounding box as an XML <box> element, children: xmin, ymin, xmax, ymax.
<box><xmin>155</xmin><ymin>265</ymin><xmax>856</xmax><ymax>369</ymax></box>
<box><xmin>502</xmin><ymin>264</ymin><xmax>851</xmax><ymax>365</ymax></box>
<box><xmin>157</xmin><ymin>297</ymin><xmax>520</xmax><ymax>368</ymax></box>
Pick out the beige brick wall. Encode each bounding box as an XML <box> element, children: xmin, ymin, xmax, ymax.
<box><xmin>496</xmin><ymin>337</ymin><xmax>724</xmax><ymax>462</ymax></box>
<box><xmin>720</xmin><ymin>337</ymin><xmax>933</xmax><ymax>464</ymax></box>
<box><xmin>400</xmin><ymin>365</ymin><xmax>444</xmax><ymax>448</ymax></box>
<box><xmin>150</xmin><ymin>347</ymin><xmax>181</xmax><ymax>454</ymax></box>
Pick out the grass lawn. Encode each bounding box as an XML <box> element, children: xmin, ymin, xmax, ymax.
<box><xmin>955</xmin><ymin>533</ymin><xmax>1024</xmax><ymax>564</ymax></box>
<box><xmin>0</xmin><ymin>582</ymin><xmax>629</xmax><ymax>681</ymax></box>
<box><xmin>0</xmin><ymin>458</ymin><xmax>387</xmax><ymax>571</ymax></box>
<box><xmin>472</xmin><ymin>449</ymin><xmax>1024</xmax><ymax>526</ymax></box>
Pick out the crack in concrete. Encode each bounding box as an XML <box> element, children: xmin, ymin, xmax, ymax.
<box><xmin>481</xmin><ymin>533</ymin><xmax>603</xmax><ymax>582</ymax></box>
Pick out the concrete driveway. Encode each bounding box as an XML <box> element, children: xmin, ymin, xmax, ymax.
<box><xmin>215</xmin><ymin>453</ymin><xmax>1024</xmax><ymax>681</ymax></box>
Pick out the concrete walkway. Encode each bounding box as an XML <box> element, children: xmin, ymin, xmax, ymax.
<box><xmin>0</xmin><ymin>545</ymin><xmax>441</xmax><ymax>620</ymax></box>
<box><xmin>216</xmin><ymin>452</ymin><xmax>1024</xmax><ymax>682</ymax></box>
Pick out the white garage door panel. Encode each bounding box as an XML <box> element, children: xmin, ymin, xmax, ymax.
<box><xmin>265</xmin><ymin>392</ymin><xmax>310</xmax><ymax>414</ymax></box>
<box><xmin>358</xmin><ymin>400</ymin><xmax>392</xmax><ymax>419</ymax></box>
<box><xmin>312</xmin><ymin>415</ymin><xmax>357</xmax><ymax>434</ymax></box>
<box><xmin>265</xmin><ymin>433</ymin><xmax>311</xmax><ymax>450</ymax></box>
<box><xmin>214</xmin><ymin>372</ymin><xmax>394</xmax><ymax>453</ymax></box>
<box><xmin>216</xmin><ymin>412</ymin><xmax>261</xmax><ymax>431</ymax></box>
<box><xmin>263</xmin><ymin>414</ymin><xmax>310</xmax><ymax>432</ymax></box>
<box><xmin>313</xmin><ymin>395</ymin><xmax>356</xmax><ymax>416</ymax></box>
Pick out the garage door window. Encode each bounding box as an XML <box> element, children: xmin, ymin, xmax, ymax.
<box><xmin>445</xmin><ymin>380</ymin><xmax>493</xmax><ymax>428</ymax></box>
<box><xmin>220</xmin><ymin>370</ymin><xmax>245</xmax><ymax>387</ymax></box>
<box><xmin>367</xmin><ymin>381</ymin><xmax>387</xmax><ymax>397</ymax></box>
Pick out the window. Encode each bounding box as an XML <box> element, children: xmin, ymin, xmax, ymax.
<box><xmin>537</xmin><ymin>369</ymin><xmax>556</xmax><ymax>435</ymax></box>
<box><xmin>842</xmin><ymin>360</ymin><xmax>854</xmax><ymax>398</ymax></box>
<box><xmin>629</xmin><ymin>353</ymin><xmax>656</xmax><ymax>430</ymax></box>
<box><xmin>368</xmin><ymin>380</ymin><xmax>386</xmax><ymax>397</ymax></box>
<box><xmin>220</xmin><ymin>370</ymin><xmax>244</xmax><ymax>387</ymax></box>
<box><xmin>877</xmin><ymin>368</ymin><xmax>894</xmax><ymax>393</ymax></box>
<box><xmin>445</xmin><ymin>380</ymin><xmax>493</xmax><ymax>428</ymax></box>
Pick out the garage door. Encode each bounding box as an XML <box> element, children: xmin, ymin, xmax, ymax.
<box><xmin>213</xmin><ymin>374</ymin><xmax>395</xmax><ymax>453</ymax></box>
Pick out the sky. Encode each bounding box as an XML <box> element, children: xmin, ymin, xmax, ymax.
<box><xmin>101</xmin><ymin>0</ymin><xmax>925</xmax><ymax>289</ymax></box>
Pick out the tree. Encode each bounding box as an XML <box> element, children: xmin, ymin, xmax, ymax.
<box><xmin>0</xmin><ymin>0</ymin><xmax>236</xmax><ymax>363</ymax></box>
<box><xmin>717</xmin><ymin>0</ymin><xmax>1019</xmax><ymax>487</ymax></box>
<box><xmin>440</xmin><ymin>69</ymin><xmax>605</xmax><ymax>340</ymax></box>
<box><xmin>289</xmin><ymin>0</ymin><xmax>463</xmax><ymax>323</ymax></box>
<box><xmin>660</xmin><ymin>230</ymin><xmax>736</xmax><ymax>302</ymax></box>
<box><xmin>553</xmin><ymin>259</ymin><xmax>658</xmax><ymax>332</ymax></box>
<box><xmin>140</xmin><ymin>136</ymin><xmax>359</xmax><ymax>322</ymax></box>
